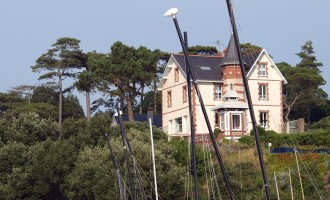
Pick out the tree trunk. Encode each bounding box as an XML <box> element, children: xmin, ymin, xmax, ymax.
<box><xmin>283</xmin><ymin>94</ymin><xmax>302</xmax><ymax>122</ymax></box>
<box><xmin>139</xmin><ymin>86</ymin><xmax>144</xmax><ymax>114</ymax></box>
<box><xmin>86</xmin><ymin>91</ymin><xmax>91</xmax><ymax>122</ymax></box>
<box><xmin>58</xmin><ymin>69</ymin><xmax>63</xmax><ymax>129</ymax></box>
<box><xmin>127</xmin><ymin>99</ymin><xmax>135</xmax><ymax>122</ymax></box>
<box><xmin>153</xmin><ymin>81</ymin><xmax>157</xmax><ymax>113</ymax></box>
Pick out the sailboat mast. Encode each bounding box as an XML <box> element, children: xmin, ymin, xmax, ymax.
<box><xmin>116</xmin><ymin>105</ymin><xmax>147</xmax><ymax>200</ymax></box>
<box><xmin>184</xmin><ymin>31</ymin><xmax>199</xmax><ymax>200</ymax></box>
<box><xmin>224</xmin><ymin>0</ymin><xmax>271</xmax><ymax>199</ymax></box>
<box><xmin>105</xmin><ymin>133</ymin><xmax>125</xmax><ymax>200</ymax></box>
<box><xmin>148</xmin><ymin>117</ymin><xmax>159</xmax><ymax>200</ymax></box>
<box><xmin>164</xmin><ymin>9</ymin><xmax>234</xmax><ymax>199</ymax></box>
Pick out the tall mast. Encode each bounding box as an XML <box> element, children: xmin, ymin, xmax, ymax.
<box><xmin>224</xmin><ymin>1</ymin><xmax>271</xmax><ymax>199</ymax></box>
<box><xmin>184</xmin><ymin>31</ymin><xmax>199</xmax><ymax>200</ymax></box>
<box><xmin>116</xmin><ymin>104</ymin><xmax>147</xmax><ymax>200</ymax></box>
<box><xmin>164</xmin><ymin>8</ymin><xmax>234</xmax><ymax>200</ymax></box>
<box><xmin>105</xmin><ymin>133</ymin><xmax>125</xmax><ymax>200</ymax></box>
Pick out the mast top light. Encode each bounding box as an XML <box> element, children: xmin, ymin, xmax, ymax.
<box><xmin>164</xmin><ymin>8</ymin><xmax>178</xmax><ymax>17</ymax></box>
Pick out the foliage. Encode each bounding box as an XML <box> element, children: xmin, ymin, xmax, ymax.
<box><xmin>310</xmin><ymin>115</ymin><xmax>330</xmax><ymax>129</ymax></box>
<box><xmin>213</xmin><ymin>128</ymin><xmax>221</xmax><ymax>139</ymax></box>
<box><xmin>134</xmin><ymin>91</ymin><xmax>162</xmax><ymax>114</ymax></box>
<box><xmin>0</xmin><ymin>142</ymin><xmax>31</xmax><ymax>199</ymax></box>
<box><xmin>4</xmin><ymin>102</ymin><xmax>57</xmax><ymax>120</ymax></box>
<box><xmin>27</xmin><ymin>139</ymin><xmax>79</xmax><ymax>199</ymax></box>
<box><xmin>64</xmin><ymin>127</ymin><xmax>186</xmax><ymax>199</ymax></box>
<box><xmin>296</xmin><ymin>40</ymin><xmax>323</xmax><ymax>72</ymax></box>
<box><xmin>249</xmin><ymin>125</ymin><xmax>266</xmax><ymax>136</ymax></box>
<box><xmin>89</xmin><ymin>42</ymin><xmax>161</xmax><ymax>122</ymax></box>
<box><xmin>238</xmin><ymin>135</ymin><xmax>255</xmax><ymax>146</ymax></box>
<box><xmin>240</xmin><ymin>128</ymin><xmax>330</xmax><ymax>147</ymax></box>
<box><xmin>185</xmin><ymin>45</ymin><xmax>219</xmax><ymax>56</ymax></box>
<box><xmin>31</xmin><ymin>85</ymin><xmax>84</xmax><ymax>120</ymax></box>
<box><xmin>31</xmin><ymin>37</ymin><xmax>85</xmax><ymax>126</ymax></box>
<box><xmin>62</xmin><ymin>94</ymin><xmax>85</xmax><ymax>120</ymax></box>
<box><xmin>0</xmin><ymin>92</ymin><xmax>25</xmax><ymax>116</ymax></box>
<box><xmin>0</xmin><ymin>112</ymin><xmax>59</xmax><ymax>147</ymax></box>
<box><xmin>64</xmin><ymin>147</ymin><xmax>115</xmax><ymax>199</ymax></box>
<box><xmin>31</xmin><ymin>85</ymin><xmax>58</xmax><ymax>105</ymax></box>
<box><xmin>277</xmin><ymin>41</ymin><xmax>327</xmax><ymax>123</ymax></box>
<box><xmin>240</xmin><ymin>43</ymin><xmax>262</xmax><ymax>55</ymax></box>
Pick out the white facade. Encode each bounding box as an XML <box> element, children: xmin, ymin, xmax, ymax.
<box><xmin>158</xmin><ymin>49</ymin><xmax>287</xmax><ymax>140</ymax></box>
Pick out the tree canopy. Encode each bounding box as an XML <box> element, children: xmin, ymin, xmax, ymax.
<box><xmin>277</xmin><ymin>41</ymin><xmax>326</xmax><ymax>123</ymax></box>
<box><xmin>31</xmin><ymin>37</ymin><xmax>85</xmax><ymax>127</ymax></box>
<box><xmin>89</xmin><ymin>41</ymin><xmax>161</xmax><ymax>122</ymax></box>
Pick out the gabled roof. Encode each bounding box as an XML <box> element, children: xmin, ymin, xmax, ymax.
<box><xmin>157</xmin><ymin>36</ymin><xmax>287</xmax><ymax>90</ymax></box>
<box><xmin>246</xmin><ymin>49</ymin><xmax>288</xmax><ymax>84</ymax></box>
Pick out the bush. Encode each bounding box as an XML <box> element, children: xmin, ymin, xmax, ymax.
<box><xmin>310</xmin><ymin>116</ymin><xmax>330</xmax><ymax>129</ymax></box>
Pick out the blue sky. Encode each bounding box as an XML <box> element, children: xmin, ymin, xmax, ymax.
<box><xmin>1</xmin><ymin>0</ymin><xmax>329</xmax><ymax>105</ymax></box>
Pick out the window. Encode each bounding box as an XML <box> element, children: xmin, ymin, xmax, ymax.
<box><xmin>174</xmin><ymin>68</ymin><xmax>179</xmax><ymax>82</ymax></box>
<box><xmin>230</xmin><ymin>83</ymin><xmax>234</xmax><ymax>91</ymax></box>
<box><xmin>220</xmin><ymin>114</ymin><xmax>224</xmax><ymax>131</ymax></box>
<box><xmin>258</xmin><ymin>63</ymin><xmax>266</xmax><ymax>76</ymax></box>
<box><xmin>199</xmin><ymin>66</ymin><xmax>211</xmax><ymax>70</ymax></box>
<box><xmin>182</xmin><ymin>85</ymin><xmax>187</xmax><ymax>103</ymax></box>
<box><xmin>259</xmin><ymin>84</ymin><xmax>267</xmax><ymax>100</ymax></box>
<box><xmin>174</xmin><ymin>117</ymin><xmax>182</xmax><ymax>133</ymax></box>
<box><xmin>214</xmin><ymin>85</ymin><xmax>222</xmax><ymax>100</ymax></box>
<box><xmin>232</xmin><ymin>114</ymin><xmax>241</xmax><ymax>130</ymax></box>
<box><xmin>260</xmin><ymin>112</ymin><xmax>268</xmax><ymax>128</ymax></box>
<box><xmin>167</xmin><ymin>90</ymin><xmax>172</xmax><ymax>107</ymax></box>
<box><xmin>215</xmin><ymin>113</ymin><xmax>219</xmax><ymax>128</ymax></box>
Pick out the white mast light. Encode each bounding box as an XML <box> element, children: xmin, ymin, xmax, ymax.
<box><xmin>164</xmin><ymin>8</ymin><xmax>179</xmax><ymax>17</ymax></box>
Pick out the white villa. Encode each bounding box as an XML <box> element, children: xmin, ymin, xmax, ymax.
<box><xmin>157</xmin><ymin>35</ymin><xmax>287</xmax><ymax>141</ymax></box>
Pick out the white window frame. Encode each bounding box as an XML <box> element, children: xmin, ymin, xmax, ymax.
<box><xmin>220</xmin><ymin>113</ymin><xmax>224</xmax><ymax>131</ymax></box>
<box><xmin>259</xmin><ymin>84</ymin><xmax>267</xmax><ymax>99</ymax></box>
<box><xmin>215</xmin><ymin>85</ymin><xmax>222</xmax><ymax>100</ymax></box>
<box><xmin>259</xmin><ymin>64</ymin><xmax>266</xmax><ymax>76</ymax></box>
<box><xmin>174</xmin><ymin>117</ymin><xmax>182</xmax><ymax>133</ymax></box>
<box><xmin>232</xmin><ymin>114</ymin><xmax>241</xmax><ymax>130</ymax></box>
<box><xmin>260</xmin><ymin>112</ymin><xmax>267</xmax><ymax>128</ymax></box>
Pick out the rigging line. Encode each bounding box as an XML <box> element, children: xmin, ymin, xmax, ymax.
<box><xmin>225</xmin><ymin>1</ymin><xmax>271</xmax><ymax>199</ymax></box>
<box><xmin>169</xmin><ymin>15</ymin><xmax>234</xmax><ymax>199</ymax></box>
<box><xmin>196</xmin><ymin>108</ymin><xmax>223</xmax><ymax>200</ymax></box>
<box><xmin>135</xmin><ymin>161</ymin><xmax>164</xmax><ymax>200</ymax></box>
<box><xmin>298</xmin><ymin>156</ymin><xmax>324</xmax><ymax>198</ymax></box>
<box><xmin>239</xmin><ymin>147</ymin><xmax>243</xmax><ymax>200</ymax></box>
<box><xmin>116</xmin><ymin>104</ymin><xmax>147</xmax><ymax>200</ymax></box>
<box><xmin>294</xmin><ymin>151</ymin><xmax>305</xmax><ymax>200</ymax></box>
<box><xmin>285</xmin><ymin>135</ymin><xmax>324</xmax><ymax>198</ymax></box>
<box><xmin>117</xmin><ymin>154</ymin><xmax>128</xmax><ymax>200</ymax></box>
<box><xmin>201</xmin><ymin>133</ymin><xmax>211</xmax><ymax>200</ymax></box>
<box><xmin>204</xmin><ymin>140</ymin><xmax>219</xmax><ymax>200</ymax></box>
<box><xmin>117</xmin><ymin>108</ymin><xmax>136</xmax><ymax>200</ymax></box>
<box><xmin>105</xmin><ymin>134</ymin><xmax>125</xmax><ymax>200</ymax></box>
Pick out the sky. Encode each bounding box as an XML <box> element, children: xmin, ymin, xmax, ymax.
<box><xmin>1</xmin><ymin>0</ymin><xmax>329</xmax><ymax>107</ymax></box>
